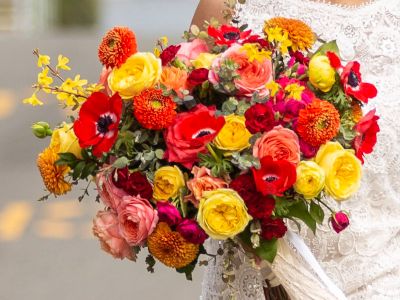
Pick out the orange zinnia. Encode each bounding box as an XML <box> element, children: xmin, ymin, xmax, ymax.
<box><xmin>296</xmin><ymin>99</ymin><xmax>340</xmax><ymax>147</ymax></box>
<box><xmin>147</xmin><ymin>222</ymin><xmax>199</xmax><ymax>269</ymax></box>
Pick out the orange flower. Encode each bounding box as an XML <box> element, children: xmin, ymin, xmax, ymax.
<box><xmin>351</xmin><ymin>101</ymin><xmax>363</xmax><ymax>123</ymax></box>
<box><xmin>296</xmin><ymin>99</ymin><xmax>340</xmax><ymax>147</ymax></box>
<box><xmin>265</xmin><ymin>17</ymin><xmax>315</xmax><ymax>51</ymax></box>
<box><xmin>160</xmin><ymin>66</ymin><xmax>188</xmax><ymax>98</ymax></box>
<box><xmin>133</xmin><ymin>89</ymin><xmax>177</xmax><ymax>130</ymax></box>
<box><xmin>147</xmin><ymin>222</ymin><xmax>199</xmax><ymax>269</ymax></box>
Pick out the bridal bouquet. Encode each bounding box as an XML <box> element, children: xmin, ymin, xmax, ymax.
<box><xmin>26</xmin><ymin>6</ymin><xmax>379</xmax><ymax>281</ymax></box>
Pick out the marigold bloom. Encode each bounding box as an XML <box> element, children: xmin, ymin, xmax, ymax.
<box><xmin>37</xmin><ymin>147</ymin><xmax>71</xmax><ymax>195</ymax></box>
<box><xmin>296</xmin><ymin>99</ymin><xmax>340</xmax><ymax>147</ymax></box>
<box><xmin>148</xmin><ymin>222</ymin><xmax>199</xmax><ymax>268</ymax></box>
<box><xmin>265</xmin><ymin>17</ymin><xmax>315</xmax><ymax>51</ymax></box>
<box><xmin>133</xmin><ymin>89</ymin><xmax>177</xmax><ymax>130</ymax></box>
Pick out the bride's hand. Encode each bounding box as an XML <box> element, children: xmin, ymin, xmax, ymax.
<box><xmin>191</xmin><ymin>0</ymin><xmax>227</xmax><ymax>28</ymax></box>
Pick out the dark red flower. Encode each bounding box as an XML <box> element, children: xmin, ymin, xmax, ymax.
<box><xmin>261</xmin><ymin>217</ymin><xmax>287</xmax><ymax>240</ymax></box>
<box><xmin>353</xmin><ymin>109</ymin><xmax>380</xmax><ymax>163</ymax></box>
<box><xmin>74</xmin><ymin>92</ymin><xmax>122</xmax><ymax>157</ymax></box>
<box><xmin>177</xmin><ymin>219</ymin><xmax>208</xmax><ymax>244</ymax></box>
<box><xmin>327</xmin><ymin>51</ymin><xmax>377</xmax><ymax>103</ymax></box>
<box><xmin>112</xmin><ymin>167</ymin><xmax>153</xmax><ymax>199</ymax></box>
<box><xmin>244</xmin><ymin>102</ymin><xmax>276</xmax><ymax>134</ymax></box>
<box><xmin>330</xmin><ymin>211</ymin><xmax>350</xmax><ymax>233</ymax></box>
<box><xmin>160</xmin><ymin>44</ymin><xmax>181</xmax><ymax>66</ymax></box>
<box><xmin>208</xmin><ymin>25</ymin><xmax>252</xmax><ymax>46</ymax></box>
<box><xmin>252</xmin><ymin>156</ymin><xmax>297</xmax><ymax>196</ymax></box>
<box><xmin>242</xmin><ymin>34</ymin><xmax>270</xmax><ymax>49</ymax></box>
<box><xmin>289</xmin><ymin>50</ymin><xmax>310</xmax><ymax>65</ymax></box>
<box><xmin>188</xmin><ymin>68</ymin><xmax>209</xmax><ymax>87</ymax></box>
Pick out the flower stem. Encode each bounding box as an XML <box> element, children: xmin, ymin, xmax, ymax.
<box><xmin>206</xmin><ymin>143</ymin><xmax>221</xmax><ymax>163</ymax></box>
<box><xmin>316</xmin><ymin>198</ymin><xmax>335</xmax><ymax>214</ymax></box>
<box><xmin>33</xmin><ymin>48</ymin><xmax>65</xmax><ymax>82</ymax></box>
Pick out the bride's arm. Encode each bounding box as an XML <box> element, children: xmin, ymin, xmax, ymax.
<box><xmin>191</xmin><ymin>0</ymin><xmax>226</xmax><ymax>28</ymax></box>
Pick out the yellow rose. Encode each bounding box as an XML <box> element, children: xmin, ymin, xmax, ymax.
<box><xmin>309</xmin><ymin>55</ymin><xmax>336</xmax><ymax>93</ymax></box>
<box><xmin>108</xmin><ymin>52</ymin><xmax>162</xmax><ymax>99</ymax></box>
<box><xmin>315</xmin><ymin>142</ymin><xmax>362</xmax><ymax>201</ymax></box>
<box><xmin>294</xmin><ymin>161</ymin><xmax>325</xmax><ymax>200</ymax></box>
<box><xmin>197</xmin><ymin>188</ymin><xmax>252</xmax><ymax>240</ymax></box>
<box><xmin>191</xmin><ymin>53</ymin><xmax>217</xmax><ymax>69</ymax></box>
<box><xmin>50</xmin><ymin>123</ymin><xmax>82</xmax><ymax>159</ymax></box>
<box><xmin>153</xmin><ymin>166</ymin><xmax>185</xmax><ymax>201</ymax></box>
<box><xmin>214</xmin><ymin>114</ymin><xmax>252</xmax><ymax>152</ymax></box>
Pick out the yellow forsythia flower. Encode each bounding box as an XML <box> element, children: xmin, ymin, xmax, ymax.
<box><xmin>160</xmin><ymin>36</ymin><xmax>168</xmax><ymax>47</ymax></box>
<box><xmin>108</xmin><ymin>52</ymin><xmax>162</xmax><ymax>99</ymax></box>
<box><xmin>153</xmin><ymin>166</ymin><xmax>185</xmax><ymax>201</ymax></box>
<box><xmin>266</xmin><ymin>80</ymin><xmax>280</xmax><ymax>97</ymax></box>
<box><xmin>240</xmin><ymin>43</ymin><xmax>271</xmax><ymax>62</ymax></box>
<box><xmin>279</xmin><ymin>32</ymin><xmax>293</xmax><ymax>54</ymax></box>
<box><xmin>57</xmin><ymin>55</ymin><xmax>71</xmax><ymax>71</ymax></box>
<box><xmin>38</xmin><ymin>68</ymin><xmax>53</xmax><ymax>86</ymax></box>
<box><xmin>294</xmin><ymin>161</ymin><xmax>325</xmax><ymax>200</ymax></box>
<box><xmin>197</xmin><ymin>188</ymin><xmax>252</xmax><ymax>240</ymax></box>
<box><xmin>50</xmin><ymin>123</ymin><xmax>82</xmax><ymax>159</ymax></box>
<box><xmin>285</xmin><ymin>83</ymin><xmax>305</xmax><ymax>101</ymax></box>
<box><xmin>37</xmin><ymin>54</ymin><xmax>50</xmax><ymax>67</ymax></box>
<box><xmin>153</xmin><ymin>47</ymin><xmax>161</xmax><ymax>58</ymax></box>
<box><xmin>192</xmin><ymin>53</ymin><xmax>217</xmax><ymax>69</ymax></box>
<box><xmin>265</xmin><ymin>27</ymin><xmax>284</xmax><ymax>43</ymax></box>
<box><xmin>309</xmin><ymin>55</ymin><xmax>336</xmax><ymax>93</ymax></box>
<box><xmin>23</xmin><ymin>92</ymin><xmax>43</xmax><ymax>106</ymax></box>
<box><xmin>315</xmin><ymin>142</ymin><xmax>362</xmax><ymax>201</ymax></box>
<box><xmin>214</xmin><ymin>114</ymin><xmax>252</xmax><ymax>152</ymax></box>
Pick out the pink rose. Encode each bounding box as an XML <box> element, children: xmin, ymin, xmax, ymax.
<box><xmin>330</xmin><ymin>211</ymin><xmax>350</xmax><ymax>233</ymax></box>
<box><xmin>177</xmin><ymin>219</ymin><xmax>208</xmax><ymax>244</ymax></box>
<box><xmin>93</xmin><ymin>210</ymin><xmax>135</xmax><ymax>260</ymax></box>
<box><xmin>176</xmin><ymin>38</ymin><xmax>208</xmax><ymax>65</ymax></box>
<box><xmin>185</xmin><ymin>166</ymin><xmax>228</xmax><ymax>207</ymax></box>
<box><xmin>157</xmin><ymin>202</ymin><xmax>182</xmax><ymax>227</ymax></box>
<box><xmin>96</xmin><ymin>170</ymin><xmax>128</xmax><ymax>211</ymax></box>
<box><xmin>117</xmin><ymin>196</ymin><xmax>158</xmax><ymax>246</ymax></box>
<box><xmin>253</xmin><ymin>125</ymin><xmax>300</xmax><ymax>165</ymax></box>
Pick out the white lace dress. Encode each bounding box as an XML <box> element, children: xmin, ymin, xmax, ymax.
<box><xmin>201</xmin><ymin>0</ymin><xmax>400</xmax><ymax>299</ymax></box>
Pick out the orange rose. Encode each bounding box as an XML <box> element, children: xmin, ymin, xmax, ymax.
<box><xmin>160</xmin><ymin>66</ymin><xmax>188</xmax><ymax>98</ymax></box>
<box><xmin>253</xmin><ymin>125</ymin><xmax>300</xmax><ymax>165</ymax></box>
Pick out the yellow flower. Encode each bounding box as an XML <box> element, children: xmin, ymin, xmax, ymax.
<box><xmin>197</xmin><ymin>188</ymin><xmax>251</xmax><ymax>240</ymax></box>
<box><xmin>315</xmin><ymin>142</ymin><xmax>362</xmax><ymax>201</ymax></box>
<box><xmin>279</xmin><ymin>32</ymin><xmax>293</xmax><ymax>54</ymax></box>
<box><xmin>192</xmin><ymin>53</ymin><xmax>218</xmax><ymax>69</ymax></box>
<box><xmin>108</xmin><ymin>52</ymin><xmax>162</xmax><ymax>99</ymax></box>
<box><xmin>266</xmin><ymin>80</ymin><xmax>280</xmax><ymax>97</ymax></box>
<box><xmin>37</xmin><ymin>54</ymin><xmax>50</xmax><ymax>67</ymax></box>
<box><xmin>153</xmin><ymin>166</ymin><xmax>185</xmax><ymax>201</ymax></box>
<box><xmin>23</xmin><ymin>92</ymin><xmax>43</xmax><ymax>106</ymax></box>
<box><xmin>87</xmin><ymin>83</ymin><xmax>104</xmax><ymax>93</ymax></box>
<box><xmin>37</xmin><ymin>68</ymin><xmax>53</xmax><ymax>93</ymax></box>
<box><xmin>160</xmin><ymin>36</ymin><xmax>169</xmax><ymax>47</ymax></box>
<box><xmin>285</xmin><ymin>83</ymin><xmax>305</xmax><ymax>101</ymax></box>
<box><xmin>294</xmin><ymin>161</ymin><xmax>325</xmax><ymax>200</ymax></box>
<box><xmin>153</xmin><ymin>47</ymin><xmax>161</xmax><ymax>58</ymax></box>
<box><xmin>57</xmin><ymin>55</ymin><xmax>71</xmax><ymax>71</ymax></box>
<box><xmin>57</xmin><ymin>75</ymin><xmax>87</xmax><ymax>106</ymax></box>
<box><xmin>309</xmin><ymin>55</ymin><xmax>336</xmax><ymax>93</ymax></box>
<box><xmin>50</xmin><ymin>123</ymin><xmax>82</xmax><ymax>159</ymax></box>
<box><xmin>240</xmin><ymin>43</ymin><xmax>271</xmax><ymax>62</ymax></box>
<box><xmin>265</xmin><ymin>26</ymin><xmax>284</xmax><ymax>43</ymax></box>
<box><xmin>214</xmin><ymin>114</ymin><xmax>252</xmax><ymax>152</ymax></box>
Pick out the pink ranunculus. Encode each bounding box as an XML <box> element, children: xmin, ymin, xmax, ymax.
<box><xmin>156</xmin><ymin>202</ymin><xmax>182</xmax><ymax>227</ymax></box>
<box><xmin>253</xmin><ymin>125</ymin><xmax>301</xmax><ymax>165</ymax></box>
<box><xmin>185</xmin><ymin>166</ymin><xmax>228</xmax><ymax>207</ymax></box>
<box><xmin>92</xmin><ymin>210</ymin><xmax>135</xmax><ymax>260</ymax></box>
<box><xmin>330</xmin><ymin>211</ymin><xmax>350</xmax><ymax>233</ymax></box>
<box><xmin>176</xmin><ymin>38</ymin><xmax>208</xmax><ymax>65</ymax></box>
<box><xmin>177</xmin><ymin>219</ymin><xmax>208</xmax><ymax>244</ymax></box>
<box><xmin>96</xmin><ymin>170</ymin><xmax>128</xmax><ymax>211</ymax></box>
<box><xmin>117</xmin><ymin>195</ymin><xmax>159</xmax><ymax>246</ymax></box>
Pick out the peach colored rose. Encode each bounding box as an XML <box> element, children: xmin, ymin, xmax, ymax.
<box><xmin>93</xmin><ymin>210</ymin><xmax>135</xmax><ymax>260</ymax></box>
<box><xmin>96</xmin><ymin>170</ymin><xmax>128</xmax><ymax>211</ymax></box>
<box><xmin>253</xmin><ymin>125</ymin><xmax>300</xmax><ymax>165</ymax></box>
<box><xmin>176</xmin><ymin>38</ymin><xmax>208</xmax><ymax>65</ymax></box>
<box><xmin>160</xmin><ymin>66</ymin><xmax>188</xmax><ymax>98</ymax></box>
<box><xmin>185</xmin><ymin>166</ymin><xmax>228</xmax><ymax>207</ymax></box>
<box><xmin>117</xmin><ymin>195</ymin><xmax>158</xmax><ymax>246</ymax></box>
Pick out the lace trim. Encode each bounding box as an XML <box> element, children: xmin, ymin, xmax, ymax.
<box><xmin>296</xmin><ymin>0</ymin><xmax>384</xmax><ymax>11</ymax></box>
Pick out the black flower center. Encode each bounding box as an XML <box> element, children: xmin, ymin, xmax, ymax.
<box><xmin>264</xmin><ymin>175</ymin><xmax>278</xmax><ymax>182</ymax></box>
<box><xmin>97</xmin><ymin>115</ymin><xmax>113</xmax><ymax>134</ymax></box>
<box><xmin>194</xmin><ymin>130</ymin><xmax>212</xmax><ymax>138</ymax></box>
<box><xmin>348</xmin><ymin>71</ymin><xmax>359</xmax><ymax>88</ymax></box>
<box><xmin>223</xmin><ymin>31</ymin><xmax>240</xmax><ymax>41</ymax></box>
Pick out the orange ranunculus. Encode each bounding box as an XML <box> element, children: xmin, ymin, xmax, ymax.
<box><xmin>160</xmin><ymin>66</ymin><xmax>188</xmax><ymax>98</ymax></box>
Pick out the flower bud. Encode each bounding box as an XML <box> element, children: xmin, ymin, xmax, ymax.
<box><xmin>309</xmin><ymin>55</ymin><xmax>336</xmax><ymax>93</ymax></box>
<box><xmin>330</xmin><ymin>211</ymin><xmax>350</xmax><ymax>233</ymax></box>
<box><xmin>31</xmin><ymin>121</ymin><xmax>52</xmax><ymax>139</ymax></box>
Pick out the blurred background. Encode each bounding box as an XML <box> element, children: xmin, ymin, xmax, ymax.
<box><xmin>0</xmin><ymin>0</ymin><xmax>204</xmax><ymax>299</ymax></box>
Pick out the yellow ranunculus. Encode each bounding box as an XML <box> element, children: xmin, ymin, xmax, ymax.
<box><xmin>214</xmin><ymin>114</ymin><xmax>252</xmax><ymax>152</ymax></box>
<box><xmin>108</xmin><ymin>52</ymin><xmax>162</xmax><ymax>99</ymax></box>
<box><xmin>309</xmin><ymin>55</ymin><xmax>336</xmax><ymax>93</ymax></box>
<box><xmin>294</xmin><ymin>161</ymin><xmax>325</xmax><ymax>200</ymax></box>
<box><xmin>315</xmin><ymin>142</ymin><xmax>362</xmax><ymax>201</ymax></box>
<box><xmin>50</xmin><ymin>123</ymin><xmax>82</xmax><ymax>159</ymax></box>
<box><xmin>197</xmin><ymin>188</ymin><xmax>252</xmax><ymax>240</ymax></box>
<box><xmin>191</xmin><ymin>53</ymin><xmax>217</xmax><ymax>69</ymax></box>
<box><xmin>153</xmin><ymin>166</ymin><xmax>185</xmax><ymax>201</ymax></box>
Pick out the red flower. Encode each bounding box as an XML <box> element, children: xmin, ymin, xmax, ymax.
<box><xmin>74</xmin><ymin>92</ymin><xmax>122</xmax><ymax>157</ymax></box>
<box><xmin>330</xmin><ymin>211</ymin><xmax>350</xmax><ymax>233</ymax></box>
<box><xmin>188</xmin><ymin>68</ymin><xmax>209</xmax><ymax>87</ymax></box>
<box><xmin>244</xmin><ymin>102</ymin><xmax>276</xmax><ymax>134</ymax></box>
<box><xmin>353</xmin><ymin>109</ymin><xmax>380</xmax><ymax>163</ymax></box>
<box><xmin>242</xmin><ymin>34</ymin><xmax>270</xmax><ymax>49</ymax></box>
<box><xmin>208</xmin><ymin>25</ymin><xmax>252</xmax><ymax>46</ymax></box>
<box><xmin>164</xmin><ymin>104</ymin><xmax>225</xmax><ymax>168</ymax></box>
<box><xmin>251</xmin><ymin>156</ymin><xmax>297</xmax><ymax>196</ymax></box>
<box><xmin>160</xmin><ymin>45</ymin><xmax>181</xmax><ymax>66</ymax></box>
<box><xmin>113</xmin><ymin>167</ymin><xmax>153</xmax><ymax>200</ymax></box>
<box><xmin>230</xmin><ymin>173</ymin><xmax>275</xmax><ymax>220</ymax></box>
<box><xmin>261</xmin><ymin>217</ymin><xmax>287</xmax><ymax>240</ymax></box>
<box><xmin>327</xmin><ymin>52</ymin><xmax>377</xmax><ymax>103</ymax></box>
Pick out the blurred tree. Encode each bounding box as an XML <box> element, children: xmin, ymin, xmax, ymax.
<box><xmin>55</xmin><ymin>0</ymin><xmax>98</xmax><ymax>28</ymax></box>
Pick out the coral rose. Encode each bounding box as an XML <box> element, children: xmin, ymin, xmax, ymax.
<box><xmin>96</xmin><ymin>170</ymin><xmax>128</xmax><ymax>211</ymax></box>
<box><xmin>176</xmin><ymin>38</ymin><xmax>208</xmax><ymax>65</ymax></box>
<box><xmin>160</xmin><ymin>66</ymin><xmax>188</xmax><ymax>98</ymax></box>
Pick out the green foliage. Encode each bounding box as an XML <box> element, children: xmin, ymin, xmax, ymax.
<box><xmin>314</xmin><ymin>40</ymin><xmax>340</xmax><ymax>56</ymax></box>
<box><xmin>240</xmin><ymin>227</ymin><xmax>278</xmax><ymax>263</ymax></box>
<box><xmin>310</xmin><ymin>201</ymin><xmax>325</xmax><ymax>225</ymax></box>
<box><xmin>287</xmin><ymin>201</ymin><xmax>317</xmax><ymax>234</ymax></box>
<box><xmin>231</xmin><ymin>152</ymin><xmax>260</xmax><ymax>171</ymax></box>
<box><xmin>145</xmin><ymin>255</ymin><xmax>156</xmax><ymax>273</ymax></box>
<box><xmin>198</xmin><ymin>145</ymin><xmax>234</xmax><ymax>177</ymax></box>
<box><xmin>56</xmin><ymin>152</ymin><xmax>98</xmax><ymax>181</ymax></box>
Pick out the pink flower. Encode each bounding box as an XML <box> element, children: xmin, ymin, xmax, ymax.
<box><xmin>176</xmin><ymin>39</ymin><xmax>208</xmax><ymax>65</ymax></box>
<box><xmin>99</xmin><ymin>66</ymin><xmax>112</xmax><ymax>96</ymax></box>
<box><xmin>185</xmin><ymin>166</ymin><xmax>228</xmax><ymax>207</ymax></box>
<box><xmin>117</xmin><ymin>195</ymin><xmax>158</xmax><ymax>246</ymax></box>
<box><xmin>157</xmin><ymin>202</ymin><xmax>182</xmax><ymax>227</ymax></box>
<box><xmin>177</xmin><ymin>219</ymin><xmax>208</xmax><ymax>244</ymax></box>
<box><xmin>330</xmin><ymin>211</ymin><xmax>350</xmax><ymax>233</ymax></box>
<box><xmin>96</xmin><ymin>170</ymin><xmax>128</xmax><ymax>211</ymax></box>
<box><xmin>92</xmin><ymin>210</ymin><xmax>135</xmax><ymax>260</ymax></box>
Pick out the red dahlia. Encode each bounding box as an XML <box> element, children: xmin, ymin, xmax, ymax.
<box><xmin>74</xmin><ymin>92</ymin><xmax>122</xmax><ymax>157</ymax></box>
<box><xmin>353</xmin><ymin>109</ymin><xmax>380</xmax><ymax>163</ymax></box>
<box><xmin>208</xmin><ymin>25</ymin><xmax>252</xmax><ymax>46</ymax></box>
<box><xmin>261</xmin><ymin>217</ymin><xmax>287</xmax><ymax>240</ymax></box>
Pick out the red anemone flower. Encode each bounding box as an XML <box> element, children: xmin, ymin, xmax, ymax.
<box><xmin>251</xmin><ymin>156</ymin><xmax>297</xmax><ymax>196</ymax></box>
<box><xmin>74</xmin><ymin>92</ymin><xmax>122</xmax><ymax>157</ymax></box>
<box><xmin>327</xmin><ymin>51</ymin><xmax>377</xmax><ymax>103</ymax></box>
<box><xmin>353</xmin><ymin>109</ymin><xmax>380</xmax><ymax>163</ymax></box>
<box><xmin>208</xmin><ymin>25</ymin><xmax>252</xmax><ymax>46</ymax></box>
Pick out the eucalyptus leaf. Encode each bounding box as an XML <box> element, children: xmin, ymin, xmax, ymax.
<box><xmin>112</xmin><ymin>157</ymin><xmax>130</xmax><ymax>169</ymax></box>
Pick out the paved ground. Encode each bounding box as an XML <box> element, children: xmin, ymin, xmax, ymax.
<box><xmin>0</xmin><ymin>3</ymin><xmax>206</xmax><ymax>299</ymax></box>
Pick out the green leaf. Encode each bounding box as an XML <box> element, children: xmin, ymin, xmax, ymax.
<box><xmin>145</xmin><ymin>255</ymin><xmax>156</xmax><ymax>273</ymax></box>
<box><xmin>314</xmin><ymin>40</ymin><xmax>339</xmax><ymax>56</ymax></box>
<box><xmin>310</xmin><ymin>201</ymin><xmax>325</xmax><ymax>225</ymax></box>
<box><xmin>255</xmin><ymin>238</ymin><xmax>278</xmax><ymax>263</ymax></box>
<box><xmin>112</xmin><ymin>157</ymin><xmax>130</xmax><ymax>169</ymax></box>
<box><xmin>287</xmin><ymin>201</ymin><xmax>317</xmax><ymax>234</ymax></box>
<box><xmin>81</xmin><ymin>162</ymin><xmax>97</xmax><ymax>179</ymax></box>
<box><xmin>57</xmin><ymin>152</ymin><xmax>77</xmax><ymax>163</ymax></box>
<box><xmin>176</xmin><ymin>261</ymin><xmax>197</xmax><ymax>281</ymax></box>
<box><xmin>72</xmin><ymin>161</ymin><xmax>86</xmax><ymax>180</ymax></box>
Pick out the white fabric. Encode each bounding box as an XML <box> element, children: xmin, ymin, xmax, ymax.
<box><xmin>201</xmin><ymin>0</ymin><xmax>400</xmax><ymax>299</ymax></box>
